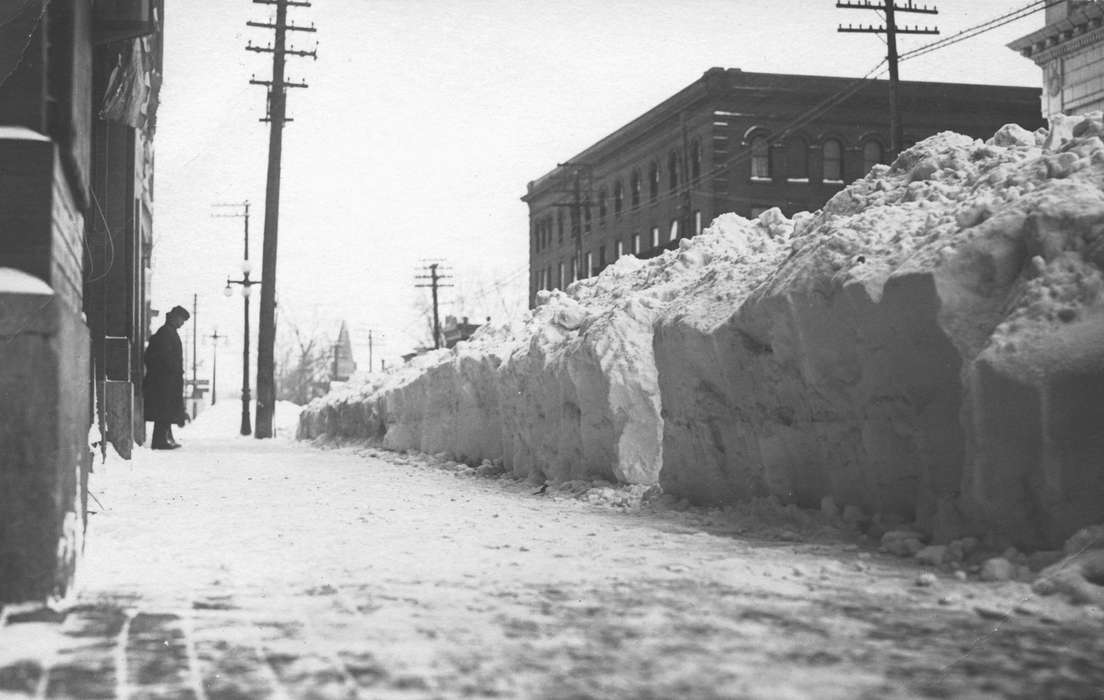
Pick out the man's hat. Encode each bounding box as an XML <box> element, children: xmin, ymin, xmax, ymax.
<box><xmin>169</xmin><ymin>305</ymin><xmax>191</xmax><ymax>321</ymax></box>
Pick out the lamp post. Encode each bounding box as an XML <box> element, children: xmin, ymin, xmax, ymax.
<box><xmin>225</xmin><ymin>261</ymin><xmax>262</xmax><ymax>435</ymax></box>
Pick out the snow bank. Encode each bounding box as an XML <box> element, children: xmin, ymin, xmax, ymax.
<box><xmin>300</xmin><ymin>213</ymin><xmax>789</xmax><ymax>486</ymax></box>
<box><xmin>302</xmin><ymin>116</ymin><xmax>1104</xmax><ymax>549</ymax></box>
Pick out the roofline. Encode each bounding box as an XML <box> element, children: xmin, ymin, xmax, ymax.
<box><xmin>521</xmin><ymin>68</ymin><xmax>1040</xmax><ymax>202</ymax></box>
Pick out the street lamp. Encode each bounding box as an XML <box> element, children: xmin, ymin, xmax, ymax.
<box><xmin>226</xmin><ymin>259</ymin><xmax>262</xmax><ymax>435</ymax></box>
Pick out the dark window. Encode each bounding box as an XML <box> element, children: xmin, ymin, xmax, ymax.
<box><xmin>648</xmin><ymin>162</ymin><xmax>659</xmax><ymax>202</ymax></box>
<box><xmin>750</xmin><ymin>136</ymin><xmax>770</xmax><ymax>178</ymax></box>
<box><xmin>631</xmin><ymin>170</ymin><xmax>641</xmax><ymax>207</ymax></box>
<box><xmin>690</xmin><ymin>139</ymin><xmax>702</xmax><ymax>181</ymax></box>
<box><xmin>863</xmin><ymin>140</ymin><xmax>884</xmax><ymax>173</ymax></box>
<box><xmin>598</xmin><ymin>245</ymin><xmax>606</xmax><ymax>270</ymax></box>
<box><xmin>614</xmin><ymin>181</ymin><xmax>624</xmax><ymax>215</ymax></box>
<box><xmin>787</xmin><ymin>138</ymin><xmax>808</xmax><ymax>179</ymax></box>
<box><xmin>584</xmin><ymin>202</ymin><xmax>592</xmax><ymax>235</ymax></box>
<box><xmin>668</xmin><ymin>151</ymin><xmax>680</xmax><ymax>192</ymax></box>
<box><xmin>557</xmin><ymin>211</ymin><xmax>564</xmax><ymax>243</ymax></box>
<box><xmin>823</xmin><ymin>139</ymin><xmax>843</xmax><ymax>181</ymax></box>
<box><xmin>598</xmin><ymin>186</ymin><xmax>608</xmax><ymax>222</ymax></box>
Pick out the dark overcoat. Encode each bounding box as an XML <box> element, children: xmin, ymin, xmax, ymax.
<box><xmin>142</xmin><ymin>323</ymin><xmax>186</xmax><ymax>423</ymax></box>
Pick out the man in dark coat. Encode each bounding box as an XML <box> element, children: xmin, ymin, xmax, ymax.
<box><xmin>143</xmin><ymin>305</ymin><xmax>190</xmax><ymax>449</ymax></box>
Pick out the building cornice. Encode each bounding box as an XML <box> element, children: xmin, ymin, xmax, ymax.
<box><xmin>1009</xmin><ymin>2</ymin><xmax>1104</xmax><ymax>64</ymax></box>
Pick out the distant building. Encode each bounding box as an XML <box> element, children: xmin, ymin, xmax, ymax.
<box><xmin>442</xmin><ymin>315</ymin><xmax>483</xmax><ymax>349</ymax></box>
<box><xmin>521</xmin><ymin>68</ymin><xmax>1043</xmax><ymax>307</ymax></box>
<box><xmin>1009</xmin><ymin>0</ymin><xmax>1104</xmax><ymax>117</ymax></box>
<box><xmin>332</xmin><ymin>321</ymin><xmax>357</xmax><ymax>382</ymax></box>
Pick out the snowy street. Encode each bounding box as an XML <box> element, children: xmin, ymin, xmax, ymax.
<box><xmin>1</xmin><ymin>402</ymin><xmax>1103</xmax><ymax>699</ymax></box>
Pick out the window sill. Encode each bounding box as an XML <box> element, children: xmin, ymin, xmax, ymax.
<box><xmin>824</xmin><ymin>179</ymin><xmax>845</xmax><ymax>185</ymax></box>
<box><xmin>749</xmin><ymin>176</ymin><xmax>772</xmax><ymax>183</ymax></box>
<box><xmin>786</xmin><ymin>178</ymin><xmax>810</xmax><ymax>184</ymax></box>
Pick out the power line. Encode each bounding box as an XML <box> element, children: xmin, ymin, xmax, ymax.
<box><xmin>900</xmin><ymin>0</ymin><xmax>1058</xmax><ymax>62</ymax></box>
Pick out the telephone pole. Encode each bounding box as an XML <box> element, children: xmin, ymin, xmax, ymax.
<box><xmin>206</xmin><ymin>329</ymin><xmax>225</xmax><ymax>405</ymax></box>
<box><xmin>415</xmin><ymin>263</ymin><xmax>453</xmax><ymax>349</ymax></box>
<box><xmin>554</xmin><ymin>162</ymin><xmax>592</xmax><ymax>282</ymax></box>
<box><xmin>838</xmin><ymin>1</ymin><xmax>939</xmax><ymax>157</ymax></box>
<box><xmin>191</xmin><ymin>293</ymin><xmax>199</xmax><ymax>420</ymax></box>
<box><xmin>246</xmin><ymin>0</ymin><xmax>317</xmax><ymax>438</ymax></box>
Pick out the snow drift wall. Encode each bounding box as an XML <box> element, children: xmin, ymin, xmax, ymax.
<box><xmin>301</xmin><ymin>116</ymin><xmax>1104</xmax><ymax>549</ymax></box>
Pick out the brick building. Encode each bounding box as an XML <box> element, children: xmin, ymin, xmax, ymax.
<box><xmin>1009</xmin><ymin>0</ymin><xmax>1104</xmax><ymax>117</ymax></box>
<box><xmin>0</xmin><ymin>0</ymin><xmax>163</xmax><ymax>604</ymax></box>
<box><xmin>522</xmin><ymin>68</ymin><xmax>1043</xmax><ymax>307</ymax></box>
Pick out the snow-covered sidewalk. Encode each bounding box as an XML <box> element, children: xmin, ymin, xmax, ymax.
<box><xmin>1</xmin><ymin>401</ymin><xmax>1102</xmax><ymax>698</ymax></box>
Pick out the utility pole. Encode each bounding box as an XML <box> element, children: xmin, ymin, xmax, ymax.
<box><xmin>215</xmin><ymin>201</ymin><xmax>259</xmax><ymax>436</ymax></box>
<box><xmin>415</xmin><ymin>262</ymin><xmax>453</xmax><ymax>349</ymax></box>
<box><xmin>191</xmin><ymin>293</ymin><xmax>199</xmax><ymax>420</ymax></box>
<box><xmin>207</xmin><ymin>329</ymin><xmax>225</xmax><ymax>405</ymax></box>
<box><xmin>553</xmin><ymin>162</ymin><xmax>592</xmax><ymax>282</ymax></box>
<box><xmin>246</xmin><ymin>0</ymin><xmax>317</xmax><ymax>438</ymax></box>
<box><xmin>368</xmin><ymin>329</ymin><xmax>373</xmax><ymax>372</ymax></box>
<box><xmin>837</xmin><ymin>1</ymin><xmax>938</xmax><ymax>158</ymax></box>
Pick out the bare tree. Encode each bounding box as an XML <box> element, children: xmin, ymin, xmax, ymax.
<box><xmin>275</xmin><ymin>310</ymin><xmax>332</xmax><ymax>405</ymax></box>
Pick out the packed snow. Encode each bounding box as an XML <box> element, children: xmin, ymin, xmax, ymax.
<box><xmin>302</xmin><ymin>115</ymin><xmax>1104</xmax><ymax>555</ymax></box>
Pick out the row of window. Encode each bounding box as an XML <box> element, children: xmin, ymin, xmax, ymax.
<box><xmin>534</xmin><ymin>212</ymin><xmax>704</xmax><ymax>291</ymax></box>
<box><xmin>748</xmin><ymin>134</ymin><xmax>884</xmax><ymax>182</ymax></box>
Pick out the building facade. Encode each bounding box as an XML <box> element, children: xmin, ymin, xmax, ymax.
<box><xmin>522</xmin><ymin>68</ymin><xmax>1043</xmax><ymax>307</ymax></box>
<box><xmin>1009</xmin><ymin>0</ymin><xmax>1104</xmax><ymax>116</ymax></box>
<box><xmin>0</xmin><ymin>0</ymin><xmax>163</xmax><ymax>604</ymax></box>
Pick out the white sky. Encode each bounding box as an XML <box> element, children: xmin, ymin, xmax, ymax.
<box><xmin>152</xmin><ymin>0</ymin><xmax>1046</xmax><ymax>392</ymax></box>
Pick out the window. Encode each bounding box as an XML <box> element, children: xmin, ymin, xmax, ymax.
<box><xmin>863</xmin><ymin>140</ymin><xmax>884</xmax><ymax>173</ymax></box>
<box><xmin>632</xmin><ymin>233</ymin><xmax>641</xmax><ymax>254</ymax></box>
<box><xmin>786</xmin><ymin>137</ymin><xmax>808</xmax><ymax>180</ymax></box>
<box><xmin>651</xmin><ymin>226</ymin><xmax>660</xmax><ymax>249</ymax></box>
<box><xmin>648</xmin><ymin>162</ymin><xmax>660</xmax><ymax>202</ymax></box>
<box><xmin>822</xmin><ymin>139</ymin><xmax>843</xmax><ymax>182</ymax></box>
<box><xmin>690</xmin><ymin>139</ymin><xmax>702</xmax><ymax>181</ymax></box>
<box><xmin>668</xmin><ymin>151</ymin><xmax>680</xmax><ymax>192</ymax></box>
<box><xmin>615</xmin><ymin>239</ymin><xmax>623</xmax><ymax>259</ymax></box>
<box><xmin>598</xmin><ymin>245</ymin><xmax>606</xmax><ymax>270</ymax></box>
<box><xmin>669</xmin><ymin>219</ymin><xmax>679</xmax><ymax>242</ymax></box>
<box><xmin>557</xmin><ymin>261</ymin><xmax>564</xmax><ymax>289</ymax></box>
<box><xmin>584</xmin><ymin>202</ymin><xmax>592</xmax><ymax>235</ymax></box>
<box><xmin>614</xmin><ymin>181</ymin><xmax>624</xmax><ymax>215</ymax></box>
<box><xmin>570</xmin><ymin>257</ymin><xmax>577</xmax><ymax>283</ymax></box>
<box><xmin>694</xmin><ymin>210</ymin><xmax>702</xmax><ymax>235</ymax></box>
<box><xmin>631</xmin><ymin>170</ymin><xmax>641</xmax><ymax>207</ymax></box>
<box><xmin>750</xmin><ymin>135</ymin><xmax>770</xmax><ymax>179</ymax></box>
<box><xmin>598</xmin><ymin>187</ymin><xmax>608</xmax><ymax>222</ymax></box>
<box><xmin>557</xmin><ymin>211</ymin><xmax>564</xmax><ymax>243</ymax></box>
<box><xmin>546</xmin><ymin>266</ymin><xmax>552</xmax><ymax>290</ymax></box>
<box><xmin>584</xmin><ymin>252</ymin><xmax>593</xmax><ymax>279</ymax></box>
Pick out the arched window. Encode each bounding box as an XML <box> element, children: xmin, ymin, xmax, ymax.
<box><xmin>613</xmin><ymin>180</ymin><xmax>624</xmax><ymax>215</ymax></box>
<box><xmin>648</xmin><ymin>162</ymin><xmax>660</xmax><ymax>202</ymax></box>
<box><xmin>690</xmin><ymin>139</ymin><xmax>702</xmax><ymax>182</ymax></box>
<box><xmin>822</xmin><ymin>139</ymin><xmax>843</xmax><ymax>181</ymax></box>
<box><xmin>750</xmin><ymin>135</ymin><xmax>770</xmax><ymax>179</ymax></box>
<box><xmin>786</xmin><ymin>137</ymin><xmax>808</xmax><ymax>180</ymax></box>
<box><xmin>668</xmin><ymin>151</ymin><xmax>680</xmax><ymax>192</ymax></box>
<box><xmin>863</xmin><ymin>140</ymin><xmax>884</xmax><ymax>173</ymax></box>
<box><xmin>598</xmin><ymin>186</ymin><xmax>608</xmax><ymax>222</ymax></box>
<box><xmin>630</xmin><ymin>170</ymin><xmax>641</xmax><ymax>207</ymax></box>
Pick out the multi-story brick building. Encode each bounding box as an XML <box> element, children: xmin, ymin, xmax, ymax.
<box><xmin>1009</xmin><ymin>0</ymin><xmax>1104</xmax><ymax>117</ymax></box>
<box><xmin>522</xmin><ymin>68</ymin><xmax>1043</xmax><ymax>307</ymax></box>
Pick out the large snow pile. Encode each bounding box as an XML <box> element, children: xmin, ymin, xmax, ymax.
<box><xmin>302</xmin><ymin>115</ymin><xmax>1104</xmax><ymax>549</ymax></box>
<box><xmin>300</xmin><ymin>211</ymin><xmax>791</xmax><ymax>486</ymax></box>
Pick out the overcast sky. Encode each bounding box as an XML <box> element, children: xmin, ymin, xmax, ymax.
<box><xmin>152</xmin><ymin>0</ymin><xmax>1045</xmax><ymax>393</ymax></box>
